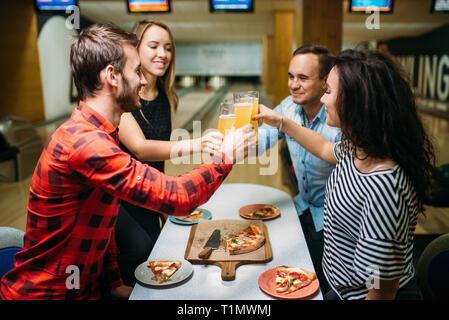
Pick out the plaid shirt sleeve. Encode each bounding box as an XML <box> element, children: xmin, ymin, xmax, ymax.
<box><xmin>69</xmin><ymin>131</ymin><xmax>233</xmax><ymax>216</ymax></box>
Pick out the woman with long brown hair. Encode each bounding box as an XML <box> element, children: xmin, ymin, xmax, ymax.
<box><xmin>114</xmin><ymin>20</ymin><xmax>223</xmax><ymax>285</ymax></box>
<box><xmin>254</xmin><ymin>49</ymin><xmax>435</xmax><ymax>300</ymax></box>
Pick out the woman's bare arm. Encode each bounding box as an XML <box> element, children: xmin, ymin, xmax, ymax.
<box><xmin>253</xmin><ymin>104</ymin><xmax>337</xmax><ymax>164</ymax></box>
<box><xmin>118</xmin><ymin>113</ymin><xmax>223</xmax><ymax>161</ymax></box>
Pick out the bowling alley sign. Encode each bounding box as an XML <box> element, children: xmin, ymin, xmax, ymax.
<box><xmin>388</xmin><ymin>24</ymin><xmax>449</xmax><ymax>116</ymax></box>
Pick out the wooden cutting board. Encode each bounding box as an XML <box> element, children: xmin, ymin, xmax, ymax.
<box><xmin>184</xmin><ymin>219</ymin><xmax>272</xmax><ymax>281</ymax></box>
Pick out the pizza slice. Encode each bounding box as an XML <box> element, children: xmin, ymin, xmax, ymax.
<box><xmin>275</xmin><ymin>266</ymin><xmax>316</xmax><ymax>294</ymax></box>
<box><xmin>147</xmin><ymin>260</ymin><xmax>182</xmax><ymax>283</ymax></box>
<box><xmin>226</xmin><ymin>223</ymin><xmax>265</xmax><ymax>255</ymax></box>
<box><xmin>249</xmin><ymin>205</ymin><xmax>280</xmax><ymax>218</ymax></box>
<box><xmin>176</xmin><ymin>209</ymin><xmax>205</xmax><ymax>222</ymax></box>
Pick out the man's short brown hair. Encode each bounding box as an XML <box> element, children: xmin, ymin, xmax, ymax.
<box><xmin>293</xmin><ymin>44</ymin><xmax>332</xmax><ymax>79</ymax></box>
<box><xmin>70</xmin><ymin>24</ymin><xmax>138</xmax><ymax>100</ymax></box>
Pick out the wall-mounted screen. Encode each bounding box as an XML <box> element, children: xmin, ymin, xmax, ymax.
<box><xmin>34</xmin><ymin>0</ymin><xmax>78</xmax><ymax>12</ymax></box>
<box><xmin>431</xmin><ymin>0</ymin><xmax>449</xmax><ymax>13</ymax></box>
<box><xmin>349</xmin><ymin>0</ymin><xmax>394</xmax><ymax>13</ymax></box>
<box><xmin>209</xmin><ymin>0</ymin><xmax>254</xmax><ymax>13</ymax></box>
<box><xmin>127</xmin><ymin>0</ymin><xmax>171</xmax><ymax>13</ymax></box>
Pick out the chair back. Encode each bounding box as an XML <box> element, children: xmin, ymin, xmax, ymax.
<box><xmin>417</xmin><ymin>233</ymin><xmax>449</xmax><ymax>300</ymax></box>
<box><xmin>0</xmin><ymin>226</ymin><xmax>25</xmax><ymax>279</ymax></box>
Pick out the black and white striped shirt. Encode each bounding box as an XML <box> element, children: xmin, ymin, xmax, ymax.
<box><xmin>322</xmin><ymin>142</ymin><xmax>418</xmax><ymax>300</ymax></box>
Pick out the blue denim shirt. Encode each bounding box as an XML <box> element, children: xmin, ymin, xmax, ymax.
<box><xmin>258</xmin><ymin>96</ymin><xmax>341</xmax><ymax>231</ymax></box>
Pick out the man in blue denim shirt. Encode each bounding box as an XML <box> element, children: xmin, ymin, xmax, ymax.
<box><xmin>258</xmin><ymin>45</ymin><xmax>341</xmax><ymax>292</ymax></box>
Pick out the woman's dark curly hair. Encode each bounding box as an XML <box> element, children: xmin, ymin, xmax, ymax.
<box><xmin>332</xmin><ymin>49</ymin><xmax>435</xmax><ymax>214</ymax></box>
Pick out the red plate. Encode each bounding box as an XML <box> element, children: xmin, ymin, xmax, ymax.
<box><xmin>258</xmin><ymin>268</ymin><xmax>320</xmax><ymax>299</ymax></box>
<box><xmin>239</xmin><ymin>204</ymin><xmax>280</xmax><ymax>220</ymax></box>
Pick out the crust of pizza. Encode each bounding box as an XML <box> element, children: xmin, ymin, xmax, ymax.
<box><xmin>176</xmin><ymin>209</ymin><xmax>205</xmax><ymax>222</ymax></box>
<box><xmin>148</xmin><ymin>260</ymin><xmax>182</xmax><ymax>283</ymax></box>
<box><xmin>226</xmin><ymin>223</ymin><xmax>265</xmax><ymax>255</ymax></box>
<box><xmin>148</xmin><ymin>260</ymin><xmax>181</xmax><ymax>268</ymax></box>
<box><xmin>276</xmin><ymin>266</ymin><xmax>316</xmax><ymax>280</ymax></box>
<box><xmin>250</xmin><ymin>205</ymin><xmax>280</xmax><ymax>218</ymax></box>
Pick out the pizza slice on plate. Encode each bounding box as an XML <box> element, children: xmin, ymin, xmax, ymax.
<box><xmin>275</xmin><ymin>266</ymin><xmax>316</xmax><ymax>294</ymax></box>
<box><xmin>147</xmin><ymin>260</ymin><xmax>182</xmax><ymax>283</ymax></box>
<box><xmin>176</xmin><ymin>209</ymin><xmax>205</xmax><ymax>222</ymax></box>
<box><xmin>226</xmin><ymin>223</ymin><xmax>265</xmax><ymax>255</ymax></box>
<box><xmin>249</xmin><ymin>205</ymin><xmax>280</xmax><ymax>218</ymax></box>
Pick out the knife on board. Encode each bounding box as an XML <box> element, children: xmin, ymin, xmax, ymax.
<box><xmin>198</xmin><ymin>229</ymin><xmax>221</xmax><ymax>259</ymax></box>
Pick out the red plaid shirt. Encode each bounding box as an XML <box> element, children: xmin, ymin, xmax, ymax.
<box><xmin>0</xmin><ymin>103</ymin><xmax>232</xmax><ymax>300</ymax></box>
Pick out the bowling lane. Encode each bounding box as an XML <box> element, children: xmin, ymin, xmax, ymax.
<box><xmin>172</xmin><ymin>86</ymin><xmax>219</xmax><ymax>130</ymax></box>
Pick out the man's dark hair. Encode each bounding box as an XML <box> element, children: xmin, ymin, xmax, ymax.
<box><xmin>70</xmin><ymin>24</ymin><xmax>138</xmax><ymax>100</ymax></box>
<box><xmin>292</xmin><ymin>44</ymin><xmax>332</xmax><ymax>79</ymax></box>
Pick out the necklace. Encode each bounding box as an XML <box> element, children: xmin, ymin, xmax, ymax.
<box><xmin>139</xmin><ymin>108</ymin><xmax>153</xmax><ymax>128</ymax></box>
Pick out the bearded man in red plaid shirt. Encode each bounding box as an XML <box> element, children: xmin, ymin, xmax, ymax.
<box><xmin>0</xmin><ymin>24</ymin><xmax>255</xmax><ymax>300</ymax></box>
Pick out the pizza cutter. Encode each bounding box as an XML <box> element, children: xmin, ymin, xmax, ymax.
<box><xmin>198</xmin><ymin>229</ymin><xmax>221</xmax><ymax>259</ymax></box>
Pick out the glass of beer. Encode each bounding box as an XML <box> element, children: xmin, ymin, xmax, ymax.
<box><xmin>217</xmin><ymin>99</ymin><xmax>235</xmax><ymax>135</ymax></box>
<box><xmin>247</xmin><ymin>91</ymin><xmax>259</xmax><ymax>140</ymax></box>
<box><xmin>233</xmin><ymin>92</ymin><xmax>254</xmax><ymax>129</ymax></box>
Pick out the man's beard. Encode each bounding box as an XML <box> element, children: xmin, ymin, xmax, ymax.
<box><xmin>117</xmin><ymin>74</ymin><xmax>141</xmax><ymax>112</ymax></box>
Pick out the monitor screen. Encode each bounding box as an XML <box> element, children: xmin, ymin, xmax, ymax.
<box><xmin>431</xmin><ymin>0</ymin><xmax>449</xmax><ymax>13</ymax></box>
<box><xmin>209</xmin><ymin>0</ymin><xmax>254</xmax><ymax>13</ymax></box>
<box><xmin>349</xmin><ymin>0</ymin><xmax>394</xmax><ymax>13</ymax></box>
<box><xmin>127</xmin><ymin>0</ymin><xmax>171</xmax><ymax>13</ymax></box>
<box><xmin>34</xmin><ymin>0</ymin><xmax>78</xmax><ymax>12</ymax></box>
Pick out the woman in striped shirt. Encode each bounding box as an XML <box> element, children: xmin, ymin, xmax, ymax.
<box><xmin>254</xmin><ymin>50</ymin><xmax>435</xmax><ymax>300</ymax></box>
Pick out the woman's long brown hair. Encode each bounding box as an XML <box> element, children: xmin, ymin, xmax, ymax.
<box><xmin>132</xmin><ymin>20</ymin><xmax>178</xmax><ymax>120</ymax></box>
<box><xmin>333</xmin><ymin>50</ymin><xmax>435</xmax><ymax>214</ymax></box>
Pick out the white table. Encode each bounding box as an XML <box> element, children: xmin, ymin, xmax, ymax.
<box><xmin>130</xmin><ymin>183</ymin><xmax>323</xmax><ymax>300</ymax></box>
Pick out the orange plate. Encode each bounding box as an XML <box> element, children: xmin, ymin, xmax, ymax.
<box><xmin>239</xmin><ymin>204</ymin><xmax>280</xmax><ymax>220</ymax></box>
<box><xmin>258</xmin><ymin>268</ymin><xmax>320</xmax><ymax>300</ymax></box>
